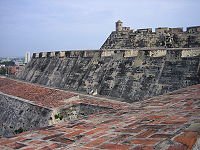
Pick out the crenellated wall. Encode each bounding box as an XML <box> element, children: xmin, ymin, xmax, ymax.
<box><xmin>101</xmin><ymin>23</ymin><xmax>200</xmax><ymax>49</ymax></box>
<box><xmin>32</xmin><ymin>48</ymin><xmax>200</xmax><ymax>59</ymax></box>
<box><xmin>17</xmin><ymin>48</ymin><xmax>200</xmax><ymax>102</ymax></box>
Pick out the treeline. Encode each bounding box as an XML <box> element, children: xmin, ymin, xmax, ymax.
<box><xmin>0</xmin><ymin>61</ymin><xmax>15</xmax><ymax>66</ymax></box>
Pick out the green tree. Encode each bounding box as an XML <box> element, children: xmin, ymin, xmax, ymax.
<box><xmin>0</xmin><ymin>67</ymin><xmax>6</xmax><ymax>75</ymax></box>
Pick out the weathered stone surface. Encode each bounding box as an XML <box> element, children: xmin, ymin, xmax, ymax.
<box><xmin>0</xmin><ymin>92</ymin><xmax>52</xmax><ymax>137</ymax></box>
<box><xmin>57</xmin><ymin>103</ymin><xmax>111</xmax><ymax>121</ymax></box>
<box><xmin>101</xmin><ymin>21</ymin><xmax>200</xmax><ymax>49</ymax></box>
<box><xmin>17</xmin><ymin>49</ymin><xmax>200</xmax><ymax>102</ymax></box>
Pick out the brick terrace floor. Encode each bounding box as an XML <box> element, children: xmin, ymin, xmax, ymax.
<box><xmin>0</xmin><ymin>77</ymin><xmax>129</xmax><ymax>110</ymax></box>
<box><xmin>0</xmin><ymin>77</ymin><xmax>77</xmax><ymax>108</ymax></box>
<box><xmin>0</xmin><ymin>79</ymin><xmax>200</xmax><ymax>149</ymax></box>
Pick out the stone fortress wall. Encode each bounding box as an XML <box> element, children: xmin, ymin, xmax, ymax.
<box><xmin>0</xmin><ymin>92</ymin><xmax>52</xmax><ymax>137</ymax></box>
<box><xmin>0</xmin><ymin>21</ymin><xmax>200</xmax><ymax>149</ymax></box>
<box><xmin>17</xmin><ymin>48</ymin><xmax>200</xmax><ymax>102</ymax></box>
<box><xmin>101</xmin><ymin>20</ymin><xmax>200</xmax><ymax>49</ymax></box>
<box><xmin>16</xmin><ymin>21</ymin><xmax>200</xmax><ymax>102</ymax></box>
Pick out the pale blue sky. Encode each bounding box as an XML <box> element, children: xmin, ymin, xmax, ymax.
<box><xmin>0</xmin><ymin>0</ymin><xmax>200</xmax><ymax>57</ymax></box>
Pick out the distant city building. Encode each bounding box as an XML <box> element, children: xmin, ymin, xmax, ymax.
<box><xmin>25</xmin><ymin>52</ymin><xmax>31</xmax><ymax>64</ymax></box>
<box><xmin>15</xmin><ymin>59</ymin><xmax>25</xmax><ymax>66</ymax></box>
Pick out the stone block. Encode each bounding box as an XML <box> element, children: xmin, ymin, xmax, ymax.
<box><xmin>70</xmin><ymin>51</ymin><xmax>83</xmax><ymax>57</ymax></box>
<box><xmin>42</xmin><ymin>52</ymin><xmax>47</xmax><ymax>58</ymax></box>
<box><xmin>59</xmin><ymin>51</ymin><xmax>65</xmax><ymax>57</ymax></box>
<box><xmin>35</xmin><ymin>53</ymin><xmax>40</xmax><ymax>58</ymax></box>
<box><xmin>124</xmin><ymin>50</ymin><xmax>138</xmax><ymax>57</ymax></box>
<box><xmin>101</xmin><ymin>51</ymin><xmax>115</xmax><ymax>57</ymax></box>
<box><xmin>83</xmin><ymin>51</ymin><xmax>98</xmax><ymax>57</ymax></box>
<box><xmin>50</xmin><ymin>52</ymin><xmax>55</xmax><ymax>57</ymax></box>
<box><xmin>150</xmin><ymin>50</ymin><xmax>167</xmax><ymax>57</ymax></box>
<box><xmin>182</xmin><ymin>50</ymin><xmax>200</xmax><ymax>57</ymax></box>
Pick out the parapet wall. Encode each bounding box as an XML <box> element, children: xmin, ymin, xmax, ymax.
<box><xmin>116</xmin><ymin>21</ymin><xmax>200</xmax><ymax>34</ymax></box>
<box><xmin>17</xmin><ymin>48</ymin><xmax>200</xmax><ymax>102</ymax></box>
<box><xmin>32</xmin><ymin>48</ymin><xmax>200</xmax><ymax>59</ymax></box>
<box><xmin>0</xmin><ymin>92</ymin><xmax>52</xmax><ymax>137</ymax></box>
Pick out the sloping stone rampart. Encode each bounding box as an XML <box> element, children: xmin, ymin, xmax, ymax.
<box><xmin>17</xmin><ymin>48</ymin><xmax>200</xmax><ymax>102</ymax></box>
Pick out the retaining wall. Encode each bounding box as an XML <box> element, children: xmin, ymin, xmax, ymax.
<box><xmin>0</xmin><ymin>92</ymin><xmax>52</xmax><ymax>137</ymax></box>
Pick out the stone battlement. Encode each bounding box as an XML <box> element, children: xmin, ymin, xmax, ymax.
<box><xmin>101</xmin><ymin>21</ymin><xmax>200</xmax><ymax>49</ymax></box>
<box><xmin>32</xmin><ymin>48</ymin><xmax>200</xmax><ymax>59</ymax></box>
<box><xmin>115</xmin><ymin>20</ymin><xmax>200</xmax><ymax>34</ymax></box>
<box><xmin>133</xmin><ymin>26</ymin><xmax>200</xmax><ymax>34</ymax></box>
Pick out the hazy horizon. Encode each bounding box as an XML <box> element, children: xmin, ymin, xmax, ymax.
<box><xmin>0</xmin><ymin>0</ymin><xmax>200</xmax><ymax>57</ymax></box>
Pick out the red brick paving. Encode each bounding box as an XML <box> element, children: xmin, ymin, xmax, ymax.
<box><xmin>0</xmin><ymin>77</ymin><xmax>128</xmax><ymax>109</ymax></box>
<box><xmin>83</xmin><ymin>137</ymin><xmax>110</xmax><ymax>147</ymax></box>
<box><xmin>63</xmin><ymin>130</ymin><xmax>84</xmax><ymax>138</ymax></box>
<box><xmin>135</xmin><ymin>129</ymin><xmax>157</xmax><ymax>138</ymax></box>
<box><xmin>131</xmin><ymin>145</ymin><xmax>154</xmax><ymax>150</ymax></box>
<box><xmin>84</xmin><ymin>128</ymin><xmax>107</xmax><ymax>135</ymax></box>
<box><xmin>150</xmin><ymin>134</ymin><xmax>172</xmax><ymax>138</ymax></box>
<box><xmin>167</xmin><ymin>144</ymin><xmax>188</xmax><ymax>150</ymax></box>
<box><xmin>97</xmin><ymin>143</ymin><xmax>131</xmax><ymax>150</ymax></box>
<box><xmin>127</xmin><ymin>138</ymin><xmax>161</xmax><ymax>145</ymax></box>
<box><xmin>173</xmin><ymin>131</ymin><xmax>199</xmax><ymax>149</ymax></box>
<box><xmin>0</xmin><ymin>77</ymin><xmax>76</xmax><ymax>108</ymax></box>
<box><xmin>0</xmin><ymin>137</ymin><xmax>26</xmax><ymax>146</ymax></box>
<box><xmin>110</xmin><ymin>134</ymin><xmax>132</xmax><ymax>143</ymax></box>
<box><xmin>7</xmin><ymin>142</ymin><xmax>27</xmax><ymax>149</ymax></box>
<box><xmin>22</xmin><ymin>148</ymin><xmax>37</xmax><ymax>150</ymax></box>
<box><xmin>0</xmin><ymin>78</ymin><xmax>200</xmax><ymax>149</ymax></box>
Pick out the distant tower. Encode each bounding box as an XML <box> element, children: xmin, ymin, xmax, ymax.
<box><xmin>25</xmin><ymin>52</ymin><xmax>31</xmax><ymax>64</ymax></box>
<box><xmin>116</xmin><ymin>20</ymin><xmax>123</xmax><ymax>32</ymax></box>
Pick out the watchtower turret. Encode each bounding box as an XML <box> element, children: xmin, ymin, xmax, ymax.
<box><xmin>116</xmin><ymin>20</ymin><xmax>123</xmax><ymax>32</ymax></box>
